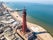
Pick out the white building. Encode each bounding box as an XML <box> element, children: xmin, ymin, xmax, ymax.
<box><xmin>12</xmin><ymin>22</ymin><xmax>17</xmax><ymax>26</ymax></box>
<box><xmin>7</xmin><ymin>16</ymin><xmax>12</xmax><ymax>19</ymax></box>
<box><xmin>5</xmin><ymin>13</ymin><xmax>10</xmax><ymax>16</ymax></box>
<box><xmin>9</xmin><ymin>19</ymin><xmax>15</xmax><ymax>23</ymax></box>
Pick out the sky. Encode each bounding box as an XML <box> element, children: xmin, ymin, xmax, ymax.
<box><xmin>0</xmin><ymin>0</ymin><xmax>53</xmax><ymax>4</ymax></box>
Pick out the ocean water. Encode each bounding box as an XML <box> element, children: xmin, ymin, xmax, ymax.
<box><xmin>6</xmin><ymin>2</ymin><xmax>53</xmax><ymax>36</ymax></box>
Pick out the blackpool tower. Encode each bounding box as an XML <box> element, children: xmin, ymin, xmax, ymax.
<box><xmin>22</xmin><ymin>8</ymin><xmax>27</xmax><ymax>33</ymax></box>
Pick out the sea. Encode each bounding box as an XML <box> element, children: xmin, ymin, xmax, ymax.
<box><xmin>6</xmin><ymin>2</ymin><xmax>53</xmax><ymax>36</ymax></box>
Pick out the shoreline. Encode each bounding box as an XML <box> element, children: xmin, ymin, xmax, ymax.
<box><xmin>27</xmin><ymin>15</ymin><xmax>53</xmax><ymax>36</ymax></box>
<box><xmin>3</xmin><ymin>4</ymin><xmax>53</xmax><ymax>40</ymax></box>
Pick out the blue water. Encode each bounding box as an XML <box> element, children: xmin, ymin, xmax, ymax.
<box><xmin>6</xmin><ymin>2</ymin><xmax>53</xmax><ymax>36</ymax></box>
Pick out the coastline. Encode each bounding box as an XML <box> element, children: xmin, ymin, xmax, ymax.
<box><xmin>27</xmin><ymin>15</ymin><xmax>53</xmax><ymax>36</ymax></box>
<box><xmin>3</xmin><ymin>4</ymin><xmax>53</xmax><ymax>40</ymax></box>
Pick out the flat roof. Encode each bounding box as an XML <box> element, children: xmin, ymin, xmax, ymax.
<box><xmin>12</xmin><ymin>22</ymin><xmax>17</xmax><ymax>26</ymax></box>
<box><xmin>9</xmin><ymin>19</ymin><xmax>15</xmax><ymax>23</ymax></box>
<box><xmin>7</xmin><ymin>16</ymin><xmax>12</xmax><ymax>19</ymax></box>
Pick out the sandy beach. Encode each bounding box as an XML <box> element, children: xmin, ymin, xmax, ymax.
<box><xmin>3</xmin><ymin>4</ymin><xmax>53</xmax><ymax>40</ymax></box>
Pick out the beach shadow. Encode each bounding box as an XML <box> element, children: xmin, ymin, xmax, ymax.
<box><xmin>28</xmin><ymin>31</ymin><xmax>48</xmax><ymax>40</ymax></box>
<box><xmin>32</xmin><ymin>31</ymin><xmax>48</xmax><ymax>35</ymax></box>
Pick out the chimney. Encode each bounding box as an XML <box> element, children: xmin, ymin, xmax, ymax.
<box><xmin>22</xmin><ymin>8</ymin><xmax>27</xmax><ymax>33</ymax></box>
